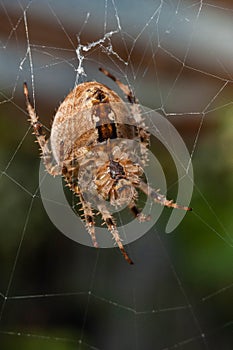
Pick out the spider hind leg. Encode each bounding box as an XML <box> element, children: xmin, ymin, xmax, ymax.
<box><xmin>98</xmin><ymin>204</ymin><xmax>133</xmax><ymax>265</ymax></box>
<box><xmin>63</xmin><ymin>170</ymin><xmax>99</xmax><ymax>248</ymax></box>
<box><xmin>79</xmin><ymin>194</ymin><xmax>98</xmax><ymax>248</ymax></box>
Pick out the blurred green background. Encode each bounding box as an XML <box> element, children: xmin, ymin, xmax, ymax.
<box><xmin>0</xmin><ymin>1</ymin><xmax>233</xmax><ymax>349</ymax></box>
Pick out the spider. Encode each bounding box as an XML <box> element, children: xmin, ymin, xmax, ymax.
<box><xmin>24</xmin><ymin>68</ymin><xmax>191</xmax><ymax>264</ymax></box>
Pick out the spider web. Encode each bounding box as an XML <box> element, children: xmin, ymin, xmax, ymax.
<box><xmin>0</xmin><ymin>0</ymin><xmax>233</xmax><ymax>349</ymax></box>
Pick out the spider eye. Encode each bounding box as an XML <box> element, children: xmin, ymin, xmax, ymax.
<box><xmin>94</xmin><ymin>89</ymin><xmax>106</xmax><ymax>102</ymax></box>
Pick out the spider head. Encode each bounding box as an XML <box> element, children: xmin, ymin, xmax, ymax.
<box><xmin>110</xmin><ymin>178</ymin><xmax>136</xmax><ymax>207</ymax></box>
<box><xmin>95</xmin><ymin>158</ymin><xmax>142</xmax><ymax>208</ymax></box>
<box><xmin>108</xmin><ymin>160</ymin><xmax>137</xmax><ymax>207</ymax></box>
<box><xmin>92</xmin><ymin>88</ymin><xmax>109</xmax><ymax>104</ymax></box>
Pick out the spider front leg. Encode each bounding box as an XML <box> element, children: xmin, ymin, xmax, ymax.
<box><xmin>23</xmin><ymin>83</ymin><xmax>61</xmax><ymax>176</ymax></box>
<box><xmin>97</xmin><ymin>204</ymin><xmax>133</xmax><ymax>265</ymax></box>
<box><xmin>99</xmin><ymin>67</ymin><xmax>136</xmax><ymax>104</ymax></box>
<box><xmin>99</xmin><ymin>67</ymin><xmax>150</xmax><ymax>150</ymax></box>
<box><xmin>138</xmin><ymin>180</ymin><xmax>192</xmax><ymax>211</ymax></box>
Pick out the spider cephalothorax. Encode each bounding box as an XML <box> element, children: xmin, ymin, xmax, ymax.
<box><xmin>24</xmin><ymin>67</ymin><xmax>191</xmax><ymax>264</ymax></box>
<box><xmin>76</xmin><ymin>137</ymin><xmax>148</xmax><ymax>228</ymax></box>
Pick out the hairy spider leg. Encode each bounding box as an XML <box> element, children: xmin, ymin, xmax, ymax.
<box><xmin>138</xmin><ymin>180</ymin><xmax>192</xmax><ymax>211</ymax></box>
<box><xmin>97</xmin><ymin>204</ymin><xmax>133</xmax><ymax>264</ymax></box>
<box><xmin>79</xmin><ymin>193</ymin><xmax>98</xmax><ymax>248</ymax></box>
<box><xmin>61</xmin><ymin>164</ymin><xmax>99</xmax><ymax>248</ymax></box>
<box><xmin>23</xmin><ymin>83</ymin><xmax>61</xmax><ymax>176</ymax></box>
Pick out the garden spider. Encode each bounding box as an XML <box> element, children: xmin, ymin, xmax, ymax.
<box><xmin>24</xmin><ymin>68</ymin><xmax>191</xmax><ymax>264</ymax></box>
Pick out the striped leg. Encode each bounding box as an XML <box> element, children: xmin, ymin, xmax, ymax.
<box><xmin>138</xmin><ymin>181</ymin><xmax>192</xmax><ymax>211</ymax></box>
<box><xmin>98</xmin><ymin>204</ymin><xmax>133</xmax><ymax>264</ymax></box>
<box><xmin>79</xmin><ymin>193</ymin><xmax>98</xmax><ymax>248</ymax></box>
<box><xmin>23</xmin><ymin>83</ymin><xmax>61</xmax><ymax>176</ymax></box>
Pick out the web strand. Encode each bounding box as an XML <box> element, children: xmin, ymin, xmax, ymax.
<box><xmin>0</xmin><ymin>1</ymin><xmax>232</xmax><ymax>349</ymax></box>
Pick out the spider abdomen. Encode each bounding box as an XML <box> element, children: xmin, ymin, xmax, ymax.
<box><xmin>50</xmin><ymin>82</ymin><xmax>139</xmax><ymax>165</ymax></box>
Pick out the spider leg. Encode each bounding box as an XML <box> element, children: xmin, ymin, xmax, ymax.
<box><xmin>23</xmin><ymin>83</ymin><xmax>60</xmax><ymax>176</ymax></box>
<box><xmin>128</xmin><ymin>200</ymin><xmax>151</xmax><ymax>222</ymax></box>
<box><xmin>62</xmin><ymin>165</ymin><xmax>98</xmax><ymax>248</ymax></box>
<box><xmin>99</xmin><ymin>67</ymin><xmax>136</xmax><ymax>104</ymax></box>
<box><xmin>137</xmin><ymin>180</ymin><xmax>192</xmax><ymax>211</ymax></box>
<box><xmin>79</xmin><ymin>194</ymin><xmax>98</xmax><ymax>248</ymax></box>
<box><xmin>99</xmin><ymin>67</ymin><xmax>150</xmax><ymax>151</ymax></box>
<box><xmin>97</xmin><ymin>204</ymin><xmax>133</xmax><ymax>264</ymax></box>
